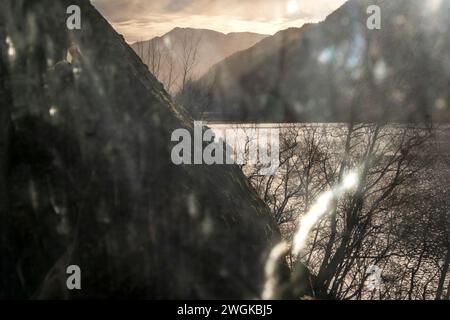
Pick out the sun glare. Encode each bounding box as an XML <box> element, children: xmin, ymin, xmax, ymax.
<box><xmin>426</xmin><ymin>0</ymin><xmax>443</xmax><ymax>12</ymax></box>
<box><xmin>286</xmin><ymin>0</ymin><xmax>300</xmax><ymax>15</ymax></box>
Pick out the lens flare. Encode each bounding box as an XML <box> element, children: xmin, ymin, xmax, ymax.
<box><xmin>292</xmin><ymin>169</ymin><xmax>360</xmax><ymax>256</ymax></box>
<box><xmin>262</xmin><ymin>169</ymin><xmax>361</xmax><ymax>298</ymax></box>
<box><xmin>425</xmin><ymin>0</ymin><xmax>443</xmax><ymax>12</ymax></box>
<box><xmin>293</xmin><ymin>191</ymin><xmax>333</xmax><ymax>255</ymax></box>
<box><xmin>262</xmin><ymin>241</ymin><xmax>288</xmax><ymax>300</ymax></box>
<box><xmin>6</xmin><ymin>36</ymin><xmax>16</xmax><ymax>58</ymax></box>
<box><xmin>342</xmin><ymin>171</ymin><xmax>359</xmax><ymax>190</ymax></box>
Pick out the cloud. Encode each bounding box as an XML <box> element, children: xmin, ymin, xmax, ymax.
<box><xmin>91</xmin><ymin>0</ymin><xmax>347</xmax><ymax>42</ymax></box>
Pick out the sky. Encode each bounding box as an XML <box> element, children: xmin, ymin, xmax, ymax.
<box><xmin>91</xmin><ymin>0</ymin><xmax>347</xmax><ymax>43</ymax></box>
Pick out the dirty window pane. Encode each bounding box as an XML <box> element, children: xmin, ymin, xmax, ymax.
<box><xmin>0</xmin><ymin>0</ymin><xmax>449</xmax><ymax>301</ymax></box>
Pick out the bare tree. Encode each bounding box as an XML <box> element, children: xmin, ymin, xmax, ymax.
<box><xmin>179</xmin><ymin>32</ymin><xmax>201</xmax><ymax>94</ymax></box>
<box><xmin>134</xmin><ymin>39</ymin><xmax>179</xmax><ymax>94</ymax></box>
<box><xmin>135</xmin><ymin>39</ymin><xmax>145</xmax><ymax>63</ymax></box>
<box><xmin>164</xmin><ymin>54</ymin><xmax>177</xmax><ymax>93</ymax></box>
<box><xmin>146</xmin><ymin>40</ymin><xmax>163</xmax><ymax>79</ymax></box>
<box><xmin>247</xmin><ymin>122</ymin><xmax>442</xmax><ymax>299</ymax></box>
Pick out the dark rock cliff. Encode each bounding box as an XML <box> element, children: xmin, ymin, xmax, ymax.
<box><xmin>0</xmin><ymin>0</ymin><xmax>282</xmax><ymax>299</ymax></box>
<box><xmin>0</xmin><ymin>17</ymin><xmax>13</xmax><ymax>297</ymax></box>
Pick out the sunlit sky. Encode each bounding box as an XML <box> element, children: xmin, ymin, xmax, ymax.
<box><xmin>91</xmin><ymin>0</ymin><xmax>347</xmax><ymax>43</ymax></box>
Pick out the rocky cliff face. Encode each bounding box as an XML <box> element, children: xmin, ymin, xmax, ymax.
<box><xmin>190</xmin><ymin>0</ymin><xmax>450</xmax><ymax>122</ymax></box>
<box><xmin>0</xmin><ymin>19</ymin><xmax>13</xmax><ymax>296</ymax></box>
<box><xmin>0</xmin><ymin>0</ymin><xmax>282</xmax><ymax>299</ymax></box>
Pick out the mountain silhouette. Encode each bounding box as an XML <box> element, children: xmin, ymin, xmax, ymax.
<box><xmin>132</xmin><ymin>27</ymin><xmax>268</xmax><ymax>93</ymax></box>
<box><xmin>189</xmin><ymin>0</ymin><xmax>450</xmax><ymax>123</ymax></box>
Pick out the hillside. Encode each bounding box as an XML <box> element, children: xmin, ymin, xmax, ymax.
<box><xmin>189</xmin><ymin>0</ymin><xmax>450</xmax><ymax>122</ymax></box>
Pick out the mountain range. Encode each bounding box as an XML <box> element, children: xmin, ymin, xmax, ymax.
<box><xmin>132</xmin><ymin>28</ymin><xmax>268</xmax><ymax>93</ymax></box>
<box><xmin>187</xmin><ymin>0</ymin><xmax>450</xmax><ymax>123</ymax></box>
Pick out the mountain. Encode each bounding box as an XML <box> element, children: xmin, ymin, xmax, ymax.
<box><xmin>0</xmin><ymin>0</ymin><xmax>285</xmax><ymax>299</ymax></box>
<box><xmin>188</xmin><ymin>0</ymin><xmax>450</xmax><ymax>122</ymax></box>
<box><xmin>131</xmin><ymin>28</ymin><xmax>268</xmax><ymax>93</ymax></box>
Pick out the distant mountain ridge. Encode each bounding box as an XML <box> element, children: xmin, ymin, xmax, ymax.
<box><xmin>188</xmin><ymin>0</ymin><xmax>450</xmax><ymax>123</ymax></box>
<box><xmin>132</xmin><ymin>27</ymin><xmax>268</xmax><ymax>93</ymax></box>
